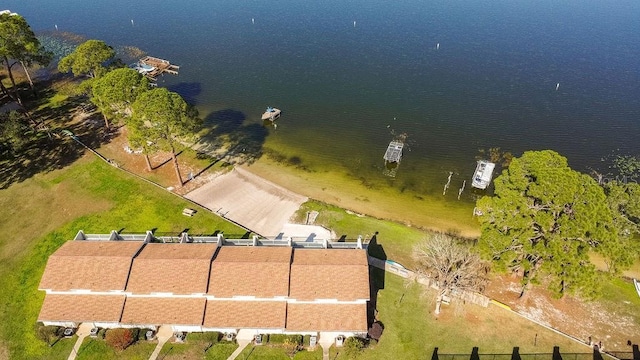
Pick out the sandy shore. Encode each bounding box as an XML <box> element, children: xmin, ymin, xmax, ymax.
<box><xmin>239</xmin><ymin>159</ymin><xmax>482</xmax><ymax>238</ymax></box>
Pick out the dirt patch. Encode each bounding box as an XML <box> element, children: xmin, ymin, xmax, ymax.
<box><xmin>484</xmin><ymin>275</ymin><xmax>640</xmax><ymax>351</ymax></box>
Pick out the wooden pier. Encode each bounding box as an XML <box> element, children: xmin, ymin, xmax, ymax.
<box><xmin>383</xmin><ymin>141</ymin><xmax>404</xmax><ymax>163</ymax></box>
<box><xmin>136</xmin><ymin>56</ymin><xmax>179</xmax><ymax>81</ymax></box>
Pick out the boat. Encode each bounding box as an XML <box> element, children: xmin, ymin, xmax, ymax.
<box><xmin>261</xmin><ymin>107</ymin><xmax>281</xmax><ymax>121</ymax></box>
<box><xmin>471</xmin><ymin>160</ymin><xmax>496</xmax><ymax>189</ymax></box>
<box><xmin>130</xmin><ymin>62</ymin><xmax>155</xmax><ymax>74</ymax></box>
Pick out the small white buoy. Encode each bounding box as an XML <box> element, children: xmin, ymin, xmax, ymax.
<box><xmin>252</xmin><ymin>18</ymin><xmax>255</xmax><ymax>24</ymax></box>
<box><xmin>353</xmin><ymin>20</ymin><xmax>356</xmax><ymax>27</ymax></box>
<box><xmin>54</xmin><ymin>24</ymin><xmax>58</xmax><ymax>31</ymax></box>
<box><xmin>131</xmin><ymin>19</ymin><xmax>134</xmax><ymax>26</ymax></box>
<box><xmin>555</xmin><ymin>83</ymin><xmax>560</xmax><ymax>91</ymax></box>
<box><xmin>436</xmin><ymin>43</ymin><xmax>440</xmax><ymax>50</ymax></box>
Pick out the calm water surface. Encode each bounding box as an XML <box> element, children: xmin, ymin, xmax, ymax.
<box><xmin>8</xmin><ymin>0</ymin><xmax>640</xmax><ymax>199</ymax></box>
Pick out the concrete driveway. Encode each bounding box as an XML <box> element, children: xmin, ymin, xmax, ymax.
<box><xmin>185</xmin><ymin>167</ymin><xmax>308</xmax><ymax>236</ymax></box>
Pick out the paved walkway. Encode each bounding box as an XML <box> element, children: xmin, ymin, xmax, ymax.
<box><xmin>67</xmin><ymin>323</ymin><xmax>93</xmax><ymax>360</ymax></box>
<box><xmin>318</xmin><ymin>334</ymin><xmax>335</xmax><ymax>360</ymax></box>
<box><xmin>148</xmin><ymin>326</ymin><xmax>174</xmax><ymax>360</ymax></box>
<box><xmin>226</xmin><ymin>338</ymin><xmax>251</xmax><ymax>360</ymax></box>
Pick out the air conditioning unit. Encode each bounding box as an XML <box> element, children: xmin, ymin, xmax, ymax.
<box><xmin>89</xmin><ymin>328</ymin><xmax>99</xmax><ymax>337</ymax></box>
<box><xmin>225</xmin><ymin>332</ymin><xmax>236</xmax><ymax>341</ymax></box>
<box><xmin>335</xmin><ymin>335</ymin><xmax>345</xmax><ymax>347</ymax></box>
<box><xmin>254</xmin><ymin>334</ymin><xmax>262</xmax><ymax>345</ymax></box>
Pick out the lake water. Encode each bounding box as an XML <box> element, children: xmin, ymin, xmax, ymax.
<box><xmin>7</xmin><ymin>0</ymin><xmax>640</xmax><ymax>199</ymax></box>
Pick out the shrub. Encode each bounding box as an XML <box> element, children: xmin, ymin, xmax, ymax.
<box><xmin>368</xmin><ymin>321</ymin><xmax>384</xmax><ymax>341</ymax></box>
<box><xmin>268</xmin><ymin>334</ymin><xmax>302</xmax><ymax>345</ymax></box>
<box><xmin>36</xmin><ymin>324</ymin><xmax>61</xmax><ymax>346</ymax></box>
<box><xmin>283</xmin><ymin>338</ymin><xmax>303</xmax><ymax>357</ymax></box>
<box><xmin>342</xmin><ymin>337</ymin><xmax>366</xmax><ymax>358</ymax></box>
<box><xmin>130</xmin><ymin>328</ymin><xmax>140</xmax><ymax>342</ymax></box>
<box><xmin>105</xmin><ymin>328</ymin><xmax>134</xmax><ymax>351</ymax></box>
<box><xmin>139</xmin><ymin>328</ymin><xmax>152</xmax><ymax>341</ymax></box>
<box><xmin>97</xmin><ymin>328</ymin><xmax>107</xmax><ymax>339</ymax></box>
<box><xmin>303</xmin><ymin>335</ymin><xmax>311</xmax><ymax>347</ymax></box>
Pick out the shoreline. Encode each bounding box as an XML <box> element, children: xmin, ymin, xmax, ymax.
<box><xmin>239</xmin><ymin>157</ymin><xmax>481</xmax><ymax>239</ymax></box>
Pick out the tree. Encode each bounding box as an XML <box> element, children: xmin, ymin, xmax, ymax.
<box><xmin>57</xmin><ymin>39</ymin><xmax>114</xmax><ymax>78</ymax></box>
<box><xmin>35</xmin><ymin>324</ymin><xmax>62</xmax><ymax>347</ymax></box>
<box><xmin>130</xmin><ymin>88</ymin><xmax>201</xmax><ymax>184</ymax></box>
<box><xmin>476</xmin><ymin>150</ymin><xmax>618</xmax><ymax>299</ymax></box>
<box><xmin>412</xmin><ymin>233</ymin><xmax>489</xmax><ymax>315</ymax></box>
<box><xmin>0</xmin><ymin>110</ymin><xmax>32</xmax><ymax>153</ymax></box>
<box><xmin>0</xmin><ymin>12</ymin><xmax>52</xmax><ymax>102</ymax></box>
<box><xmin>601</xmin><ymin>181</ymin><xmax>640</xmax><ymax>273</ymax></box>
<box><xmin>105</xmin><ymin>328</ymin><xmax>134</xmax><ymax>351</ymax></box>
<box><xmin>342</xmin><ymin>337</ymin><xmax>366</xmax><ymax>359</ymax></box>
<box><xmin>91</xmin><ymin>68</ymin><xmax>150</xmax><ymax>129</ymax></box>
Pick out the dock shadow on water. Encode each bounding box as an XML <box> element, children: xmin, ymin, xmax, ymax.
<box><xmin>198</xmin><ymin>109</ymin><xmax>268</xmax><ymax>165</ymax></box>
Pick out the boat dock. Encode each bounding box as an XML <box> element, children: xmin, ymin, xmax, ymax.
<box><xmin>135</xmin><ymin>56</ymin><xmax>179</xmax><ymax>81</ymax></box>
<box><xmin>261</xmin><ymin>107</ymin><xmax>282</xmax><ymax>121</ymax></box>
<box><xmin>383</xmin><ymin>141</ymin><xmax>404</xmax><ymax>163</ymax></box>
<box><xmin>471</xmin><ymin>160</ymin><xmax>496</xmax><ymax>189</ymax></box>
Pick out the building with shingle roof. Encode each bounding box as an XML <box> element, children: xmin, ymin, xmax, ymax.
<box><xmin>37</xmin><ymin>232</ymin><xmax>370</xmax><ymax>339</ymax></box>
<box><xmin>126</xmin><ymin>243</ymin><xmax>218</xmax><ymax>295</ymax></box>
<box><xmin>39</xmin><ymin>240</ymin><xmax>144</xmax><ymax>292</ymax></box>
<box><xmin>208</xmin><ymin>246</ymin><xmax>292</xmax><ymax>298</ymax></box>
<box><xmin>289</xmin><ymin>249</ymin><xmax>370</xmax><ymax>301</ymax></box>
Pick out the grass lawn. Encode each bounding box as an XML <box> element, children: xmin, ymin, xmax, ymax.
<box><xmin>295</xmin><ymin>200</ymin><xmax>428</xmax><ymax>268</ymax></box>
<box><xmin>329</xmin><ymin>274</ymin><xmax>590</xmax><ymax>360</ymax></box>
<box><xmin>157</xmin><ymin>335</ymin><xmax>239</xmax><ymax>360</ymax></box>
<box><xmin>0</xmin><ymin>156</ymin><xmax>245</xmax><ymax>359</ymax></box>
<box><xmin>75</xmin><ymin>338</ymin><xmax>157</xmax><ymax>360</ymax></box>
<box><xmin>236</xmin><ymin>344</ymin><xmax>322</xmax><ymax>360</ymax></box>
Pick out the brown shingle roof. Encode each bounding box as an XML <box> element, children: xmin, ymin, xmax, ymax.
<box><xmin>38</xmin><ymin>294</ymin><xmax>125</xmax><ymax>323</ymax></box>
<box><xmin>126</xmin><ymin>243</ymin><xmax>218</xmax><ymax>294</ymax></box>
<box><xmin>289</xmin><ymin>249</ymin><xmax>370</xmax><ymax>301</ymax></box>
<box><xmin>120</xmin><ymin>297</ymin><xmax>206</xmax><ymax>325</ymax></box>
<box><xmin>204</xmin><ymin>300</ymin><xmax>286</xmax><ymax>329</ymax></box>
<box><xmin>38</xmin><ymin>241</ymin><xmax>143</xmax><ymax>291</ymax></box>
<box><xmin>209</xmin><ymin>247</ymin><xmax>291</xmax><ymax>297</ymax></box>
<box><xmin>292</xmin><ymin>249</ymin><xmax>368</xmax><ymax>266</ymax></box>
<box><xmin>286</xmin><ymin>303</ymin><xmax>367</xmax><ymax>332</ymax></box>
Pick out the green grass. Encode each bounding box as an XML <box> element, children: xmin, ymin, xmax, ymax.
<box><xmin>296</xmin><ymin>200</ymin><xmax>429</xmax><ymax>267</ymax></box>
<box><xmin>600</xmin><ymin>277</ymin><xmax>640</xmax><ymax>325</ymax></box>
<box><xmin>237</xmin><ymin>344</ymin><xmax>322</xmax><ymax>360</ymax></box>
<box><xmin>75</xmin><ymin>338</ymin><xmax>157</xmax><ymax>360</ymax></box>
<box><xmin>0</xmin><ymin>157</ymin><xmax>245</xmax><ymax>359</ymax></box>
<box><xmin>330</xmin><ymin>274</ymin><xmax>589</xmax><ymax>360</ymax></box>
<box><xmin>158</xmin><ymin>338</ymin><xmax>238</xmax><ymax>360</ymax></box>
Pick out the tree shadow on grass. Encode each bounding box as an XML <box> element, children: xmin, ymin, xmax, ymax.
<box><xmin>0</xmin><ymin>91</ymin><xmax>116</xmax><ymax>189</ymax></box>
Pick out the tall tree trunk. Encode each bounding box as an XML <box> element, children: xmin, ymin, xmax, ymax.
<box><xmin>144</xmin><ymin>154</ymin><xmax>152</xmax><ymax>171</ymax></box>
<box><xmin>170</xmin><ymin>144</ymin><xmax>183</xmax><ymax>186</ymax></box>
<box><xmin>0</xmin><ymin>79</ymin><xmax>15</xmax><ymax>101</ymax></box>
<box><xmin>20</xmin><ymin>61</ymin><xmax>37</xmax><ymax>97</ymax></box>
<box><xmin>434</xmin><ymin>290</ymin><xmax>446</xmax><ymax>315</ymax></box>
<box><xmin>3</xmin><ymin>57</ymin><xmax>22</xmax><ymax>105</ymax></box>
